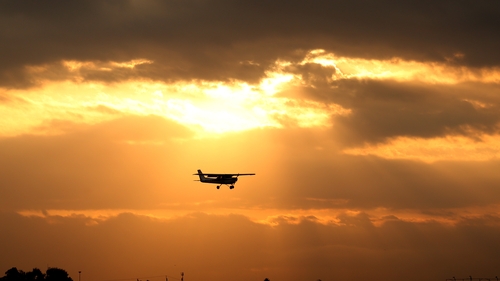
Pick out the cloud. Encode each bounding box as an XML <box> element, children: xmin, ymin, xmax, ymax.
<box><xmin>1</xmin><ymin>211</ymin><xmax>500</xmax><ymax>281</ymax></box>
<box><xmin>280</xmin><ymin>70</ymin><xmax>500</xmax><ymax>146</ymax></box>
<box><xmin>2</xmin><ymin>1</ymin><xmax>500</xmax><ymax>87</ymax></box>
<box><xmin>343</xmin><ymin>133</ymin><xmax>500</xmax><ymax>162</ymax></box>
<box><xmin>330</xmin><ymin>80</ymin><xmax>500</xmax><ymax>145</ymax></box>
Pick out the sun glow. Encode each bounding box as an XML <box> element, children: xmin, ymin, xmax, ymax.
<box><xmin>0</xmin><ymin>71</ymin><xmax>340</xmax><ymax>137</ymax></box>
<box><xmin>4</xmin><ymin>51</ymin><xmax>500</xmax><ymax>138</ymax></box>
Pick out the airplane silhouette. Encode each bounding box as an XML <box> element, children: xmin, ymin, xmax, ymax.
<box><xmin>194</xmin><ymin>169</ymin><xmax>255</xmax><ymax>189</ymax></box>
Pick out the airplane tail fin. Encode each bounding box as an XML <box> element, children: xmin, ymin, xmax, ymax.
<box><xmin>197</xmin><ymin>169</ymin><xmax>206</xmax><ymax>181</ymax></box>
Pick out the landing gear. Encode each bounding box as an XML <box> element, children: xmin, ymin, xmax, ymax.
<box><xmin>216</xmin><ymin>185</ymin><xmax>234</xmax><ymax>189</ymax></box>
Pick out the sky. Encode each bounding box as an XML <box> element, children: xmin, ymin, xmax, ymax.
<box><xmin>1</xmin><ymin>1</ymin><xmax>500</xmax><ymax>281</ymax></box>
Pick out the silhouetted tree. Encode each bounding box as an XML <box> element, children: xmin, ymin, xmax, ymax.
<box><xmin>264</xmin><ymin>278</ymin><xmax>270</xmax><ymax>281</ymax></box>
<box><xmin>1</xmin><ymin>268</ymin><xmax>70</xmax><ymax>281</ymax></box>
<box><xmin>45</xmin><ymin>268</ymin><xmax>72</xmax><ymax>281</ymax></box>
<box><xmin>25</xmin><ymin>269</ymin><xmax>44</xmax><ymax>281</ymax></box>
<box><xmin>2</xmin><ymin>268</ymin><xmax>25</xmax><ymax>281</ymax></box>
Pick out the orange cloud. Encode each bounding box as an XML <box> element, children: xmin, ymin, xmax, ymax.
<box><xmin>301</xmin><ymin>49</ymin><xmax>500</xmax><ymax>84</ymax></box>
<box><xmin>343</xmin><ymin>132</ymin><xmax>500</xmax><ymax>162</ymax></box>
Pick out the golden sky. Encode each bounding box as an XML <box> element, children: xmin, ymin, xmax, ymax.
<box><xmin>2</xmin><ymin>2</ymin><xmax>500</xmax><ymax>281</ymax></box>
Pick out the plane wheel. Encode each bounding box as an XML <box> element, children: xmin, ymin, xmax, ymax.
<box><xmin>217</xmin><ymin>186</ymin><xmax>220</xmax><ymax>189</ymax></box>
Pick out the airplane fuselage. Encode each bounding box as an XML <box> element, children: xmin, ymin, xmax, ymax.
<box><xmin>200</xmin><ymin>177</ymin><xmax>238</xmax><ymax>185</ymax></box>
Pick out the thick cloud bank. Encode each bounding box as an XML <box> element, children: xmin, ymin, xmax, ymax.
<box><xmin>2</xmin><ymin>1</ymin><xmax>500</xmax><ymax>87</ymax></box>
<box><xmin>2</xmin><ymin>212</ymin><xmax>500</xmax><ymax>281</ymax></box>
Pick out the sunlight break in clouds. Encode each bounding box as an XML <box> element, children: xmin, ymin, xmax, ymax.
<box><xmin>0</xmin><ymin>58</ymin><xmax>348</xmax><ymax>137</ymax></box>
<box><xmin>303</xmin><ymin>49</ymin><xmax>500</xmax><ymax>84</ymax></box>
<box><xmin>298</xmin><ymin>50</ymin><xmax>500</xmax><ymax>162</ymax></box>
<box><xmin>3</xmin><ymin>51</ymin><xmax>500</xmax><ymax>138</ymax></box>
<box><xmin>62</xmin><ymin>59</ymin><xmax>153</xmax><ymax>72</ymax></box>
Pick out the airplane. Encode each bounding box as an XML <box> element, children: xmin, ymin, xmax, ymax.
<box><xmin>194</xmin><ymin>169</ymin><xmax>255</xmax><ymax>189</ymax></box>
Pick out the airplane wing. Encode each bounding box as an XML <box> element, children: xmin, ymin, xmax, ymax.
<box><xmin>199</xmin><ymin>173</ymin><xmax>255</xmax><ymax>177</ymax></box>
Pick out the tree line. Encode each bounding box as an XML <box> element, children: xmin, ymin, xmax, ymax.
<box><xmin>0</xmin><ymin>268</ymin><xmax>73</xmax><ymax>281</ymax></box>
<box><xmin>2</xmin><ymin>268</ymin><xmax>276</xmax><ymax>281</ymax></box>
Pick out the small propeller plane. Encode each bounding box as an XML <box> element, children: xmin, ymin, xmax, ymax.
<box><xmin>194</xmin><ymin>169</ymin><xmax>255</xmax><ymax>189</ymax></box>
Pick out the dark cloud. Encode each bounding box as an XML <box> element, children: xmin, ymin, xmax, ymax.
<box><xmin>333</xmin><ymin>80</ymin><xmax>500</xmax><ymax>145</ymax></box>
<box><xmin>280</xmin><ymin>76</ymin><xmax>500</xmax><ymax>145</ymax></box>
<box><xmin>1</xmin><ymin>0</ymin><xmax>500</xmax><ymax>87</ymax></box>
